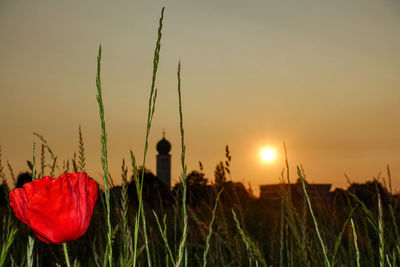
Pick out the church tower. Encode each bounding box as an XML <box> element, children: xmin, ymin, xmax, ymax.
<box><xmin>156</xmin><ymin>132</ymin><xmax>171</xmax><ymax>189</ymax></box>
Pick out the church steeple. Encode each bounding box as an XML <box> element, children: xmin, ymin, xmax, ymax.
<box><xmin>156</xmin><ymin>132</ymin><xmax>171</xmax><ymax>189</ymax></box>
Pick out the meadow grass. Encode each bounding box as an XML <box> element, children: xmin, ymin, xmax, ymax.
<box><xmin>0</xmin><ymin>7</ymin><xmax>400</xmax><ymax>267</ymax></box>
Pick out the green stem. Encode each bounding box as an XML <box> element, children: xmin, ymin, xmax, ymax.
<box><xmin>175</xmin><ymin>61</ymin><xmax>188</xmax><ymax>267</ymax></box>
<box><xmin>32</xmin><ymin>142</ymin><xmax>36</xmax><ymax>181</ymax></box>
<box><xmin>132</xmin><ymin>7</ymin><xmax>165</xmax><ymax>267</ymax></box>
<box><xmin>96</xmin><ymin>45</ymin><xmax>113</xmax><ymax>267</ymax></box>
<box><xmin>297</xmin><ymin>166</ymin><xmax>331</xmax><ymax>267</ymax></box>
<box><xmin>350</xmin><ymin>218</ymin><xmax>360</xmax><ymax>267</ymax></box>
<box><xmin>62</xmin><ymin>243</ymin><xmax>71</xmax><ymax>267</ymax></box>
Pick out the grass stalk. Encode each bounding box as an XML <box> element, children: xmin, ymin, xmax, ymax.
<box><xmin>132</xmin><ymin>7</ymin><xmax>165</xmax><ymax>267</ymax></box>
<box><xmin>31</xmin><ymin>142</ymin><xmax>36</xmax><ymax>181</ymax></box>
<box><xmin>0</xmin><ymin>227</ymin><xmax>17</xmax><ymax>267</ymax></box>
<box><xmin>378</xmin><ymin>192</ymin><xmax>384</xmax><ymax>267</ymax></box>
<box><xmin>120</xmin><ymin>159</ymin><xmax>132</xmax><ymax>265</ymax></box>
<box><xmin>202</xmin><ymin>189</ymin><xmax>223</xmax><ymax>267</ymax></box>
<box><xmin>153</xmin><ymin>211</ymin><xmax>175</xmax><ymax>266</ymax></box>
<box><xmin>386</xmin><ymin>254</ymin><xmax>393</xmax><ymax>267</ymax></box>
<box><xmin>25</xmin><ymin>142</ymin><xmax>37</xmax><ymax>267</ymax></box>
<box><xmin>175</xmin><ymin>61</ymin><xmax>188</xmax><ymax>267</ymax></box>
<box><xmin>232</xmin><ymin>209</ymin><xmax>267</xmax><ymax>266</ymax></box>
<box><xmin>40</xmin><ymin>144</ymin><xmax>45</xmax><ymax>177</ymax></box>
<box><xmin>281</xmin><ymin>143</ymin><xmax>309</xmax><ymax>265</ymax></box>
<box><xmin>297</xmin><ymin>166</ymin><xmax>330</xmax><ymax>267</ymax></box>
<box><xmin>130</xmin><ymin>151</ymin><xmax>141</xmax><ymax>267</ymax></box>
<box><xmin>387</xmin><ymin>166</ymin><xmax>400</xmax><ymax>259</ymax></box>
<box><xmin>350</xmin><ymin>218</ymin><xmax>360</xmax><ymax>267</ymax></box>
<box><xmin>27</xmin><ymin>235</ymin><xmax>34</xmax><ymax>267</ymax></box>
<box><xmin>0</xmin><ymin>146</ymin><xmax>5</xmax><ymax>184</ymax></box>
<box><xmin>78</xmin><ymin>125</ymin><xmax>86</xmax><ymax>172</ymax></box>
<box><xmin>95</xmin><ymin>44</ymin><xmax>113</xmax><ymax>267</ymax></box>
<box><xmin>33</xmin><ymin>132</ymin><xmax>57</xmax><ymax>176</ymax></box>
<box><xmin>347</xmin><ymin>191</ymin><xmax>378</xmax><ymax>231</ymax></box>
<box><xmin>6</xmin><ymin>161</ymin><xmax>15</xmax><ymax>187</ymax></box>
<box><xmin>283</xmin><ymin>142</ymin><xmax>291</xmax><ymax>195</ymax></box>
<box><xmin>331</xmin><ymin>207</ymin><xmax>355</xmax><ymax>266</ymax></box>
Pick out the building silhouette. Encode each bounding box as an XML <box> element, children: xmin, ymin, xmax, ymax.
<box><xmin>156</xmin><ymin>132</ymin><xmax>171</xmax><ymax>189</ymax></box>
<box><xmin>259</xmin><ymin>179</ymin><xmax>331</xmax><ymax>201</ymax></box>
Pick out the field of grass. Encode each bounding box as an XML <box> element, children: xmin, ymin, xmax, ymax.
<box><xmin>0</xmin><ymin>8</ymin><xmax>399</xmax><ymax>267</ymax></box>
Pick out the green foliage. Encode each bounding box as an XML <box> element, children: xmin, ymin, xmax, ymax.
<box><xmin>33</xmin><ymin>132</ymin><xmax>58</xmax><ymax>178</ymax></box>
<box><xmin>0</xmin><ymin>226</ymin><xmax>17</xmax><ymax>267</ymax></box>
<box><xmin>232</xmin><ymin>209</ymin><xmax>267</xmax><ymax>266</ymax></box>
<box><xmin>351</xmin><ymin>218</ymin><xmax>360</xmax><ymax>267</ymax></box>
<box><xmin>202</xmin><ymin>189</ymin><xmax>222</xmax><ymax>267</ymax></box>
<box><xmin>95</xmin><ymin>44</ymin><xmax>113</xmax><ymax>267</ymax></box>
<box><xmin>214</xmin><ymin>162</ymin><xmax>226</xmax><ymax>188</ymax></box>
<box><xmin>119</xmin><ymin>159</ymin><xmax>132</xmax><ymax>266</ymax></box>
<box><xmin>62</xmin><ymin>243</ymin><xmax>71</xmax><ymax>267</ymax></box>
<box><xmin>297</xmin><ymin>166</ymin><xmax>330</xmax><ymax>267</ymax></box>
<box><xmin>78</xmin><ymin>125</ymin><xmax>86</xmax><ymax>173</ymax></box>
<box><xmin>176</xmin><ymin>60</ymin><xmax>189</xmax><ymax>267</ymax></box>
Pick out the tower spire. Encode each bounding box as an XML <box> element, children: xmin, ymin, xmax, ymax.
<box><xmin>156</xmin><ymin>131</ymin><xmax>171</xmax><ymax>189</ymax></box>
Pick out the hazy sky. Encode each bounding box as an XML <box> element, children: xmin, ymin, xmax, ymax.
<box><xmin>1</xmin><ymin>0</ymin><xmax>399</xmax><ymax>193</ymax></box>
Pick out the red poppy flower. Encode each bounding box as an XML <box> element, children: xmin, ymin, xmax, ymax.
<box><xmin>9</xmin><ymin>172</ymin><xmax>98</xmax><ymax>244</ymax></box>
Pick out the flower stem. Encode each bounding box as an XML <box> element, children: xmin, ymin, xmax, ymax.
<box><xmin>62</xmin><ymin>243</ymin><xmax>71</xmax><ymax>267</ymax></box>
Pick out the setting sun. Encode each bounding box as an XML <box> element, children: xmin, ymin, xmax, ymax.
<box><xmin>261</xmin><ymin>147</ymin><xmax>276</xmax><ymax>162</ymax></box>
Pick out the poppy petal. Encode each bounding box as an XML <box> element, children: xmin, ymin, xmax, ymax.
<box><xmin>23</xmin><ymin>176</ymin><xmax>52</xmax><ymax>202</ymax></box>
<box><xmin>9</xmin><ymin>188</ymin><xmax>30</xmax><ymax>226</ymax></box>
<box><xmin>27</xmin><ymin>172</ymin><xmax>97</xmax><ymax>243</ymax></box>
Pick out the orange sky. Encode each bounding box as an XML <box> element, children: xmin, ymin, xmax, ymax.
<box><xmin>1</xmin><ymin>0</ymin><xmax>399</xmax><ymax>193</ymax></box>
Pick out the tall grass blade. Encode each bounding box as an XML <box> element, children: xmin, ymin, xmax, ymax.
<box><xmin>25</xmin><ymin>143</ymin><xmax>37</xmax><ymax>267</ymax></box>
<box><xmin>0</xmin><ymin>227</ymin><xmax>17</xmax><ymax>267</ymax></box>
<box><xmin>331</xmin><ymin>207</ymin><xmax>355</xmax><ymax>266</ymax></box>
<box><xmin>33</xmin><ymin>132</ymin><xmax>58</xmax><ymax>176</ymax></box>
<box><xmin>175</xmin><ymin>61</ymin><xmax>188</xmax><ymax>267</ymax></box>
<box><xmin>386</xmin><ymin>254</ymin><xmax>393</xmax><ymax>267</ymax></box>
<box><xmin>49</xmin><ymin>156</ymin><xmax>57</xmax><ymax>177</ymax></box>
<box><xmin>387</xmin><ymin>166</ymin><xmax>400</xmax><ymax>260</ymax></box>
<box><xmin>132</xmin><ymin>7</ymin><xmax>165</xmax><ymax>267</ymax></box>
<box><xmin>129</xmin><ymin>151</ymin><xmax>141</xmax><ymax>267</ymax></box>
<box><xmin>120</xmin><ymin>159</ymin><xmax>132</xmax><ymax>265</ymax></box>
<box><xmin>202</xmin><ymin>189</ymin><xmax>223</xmax><ymax>267</ymax></box>
<box><xmin>347</xmin><ymin>190</ymin><xmax>378</xmax><ymax>231</ymax></box>
<box><xmin>297</xmin><ymin>166</ymin><xmax>330</xmax><ymax>267</ymax></box>
<box><xmin>40</xmin><ymin>144</ymin><xmax>45</xmax><ymax>177</ymax></box>
<box><xmin>31</xmin><ymin>142</ymin><xmax>36</xmax><ymax>181</ymax></box>
<box><xmin>378</xmin><ymin>192</ymin><xmax>384</xmax><ymax>267</ymax></box>
<box><xmin>232</xmin><ymin>209</ymin><xmax>267</xmax><ymax>266</ymax></box>
<box><xmin>153</xmin><ymin>211</ymin><xmax>175</xmax><ymax>266</ymax></box>
<box><xmin>95</xmin><ymin>44</ymin><xmax>113</xmax><ymax>267</ymax></box>
<box><xmin>78</xmin><ymin>125</ymin><xmax>86</xmax><ymax>172</ymax></box>
<box><xmin>27</xmin><ymin>235</ymin><xmax>34</xmax><ymax>267</ymax></box>
<box><xmin>6</xmin><ymin>161</ymin><xmax>15</xmax><ymax>187</ymax></box>
<box><xmin>350</xmin><ymin>218</ymin><xmax>360</xmax><ymax>267</ymax></box>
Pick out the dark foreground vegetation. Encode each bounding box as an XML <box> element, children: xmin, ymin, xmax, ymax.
<box><xmin>0</xmin><ymin>155</ymin><xmax>399</xmax><ymax>266</ymax></box>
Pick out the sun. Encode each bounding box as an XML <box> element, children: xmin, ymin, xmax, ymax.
<box><xmin>261</xmin><ymin>147</ymin><xmax>276</xmax><ymax>163</ymax></box>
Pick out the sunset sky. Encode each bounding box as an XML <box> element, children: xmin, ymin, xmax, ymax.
<box><xmin>1</xmin><ymin>0</ymin><xmax>399</xmax><ymax>193</ymax></box>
